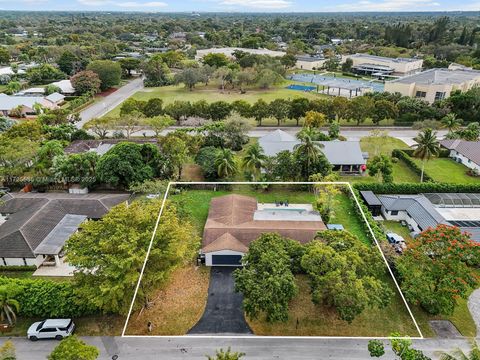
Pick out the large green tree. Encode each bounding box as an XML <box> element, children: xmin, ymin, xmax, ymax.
<box><xmin>234</xmin><ymin>233</ymin><xmax>298</xmax><ymax>322</ymax></box>
<box><xmin>215</xmin><ymin>148</ymin><xmax>237</xmax><ymax>179</ymax></box>
<box><xmin>70</xmin><ymin>70</ymin><xmax>101</xmax><ymax>95</ymax></box>
<box><xmin>65</xmin><ymin>200</ymin><xmax>198</xmax><ymax>314</ymax></box>
<box><xmin>52</xmin><ymin>152</ymin><xmax>99</xmax><ymax>188</ymax></box>
<box><xmin>412</xmin><ymin>128</ymin><xmax>440</xmax><ymax>182</ymax></box>
<box><xmin>242</xmin><ymin>142</ymin><xmax>267</xmax><ymax>181</ymax></box>
<box><xmin>87</xmin><ymin>60</ymin><xmax>122</xmax><ymax>91</ymax></box>
<box><xmin>301</xmin><ymin>231</ymin><xmax>392</xmax><ymax>323</ymax></box>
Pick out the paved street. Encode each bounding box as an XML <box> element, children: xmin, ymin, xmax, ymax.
<box><xmin>76</xmin><ymin>77</ymin><xmax>144</xmax><ymax>129</ymax></box>
<box><xmin>0</xmin><ymin>336</ymin><xmax>474</xmax><ymax>360</ymax></box>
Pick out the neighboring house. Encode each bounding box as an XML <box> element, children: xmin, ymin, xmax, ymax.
<box><xmin>200</xmin><ymin>194</ymin><xmax>326</xmax><ymax>266</ymax></box>
<box><xmin>17</xmin><ymin>87</ymin><xmax>45</xmax><ymax>96</ymax></box>
<box><xmin>65</xmin><ymin>139</ymin><xmax>159</xmax><ymax>155</ymax></box>
<box><xmin>50</xmin><ymin>79</ymin><xmax>76</xmax><ymax>95</ymax></box>
<box><xmin>440</xmin><ymin>139</ymin><xmax>480</xmax><ymax>173</ymax></box>
<box><xmin>361</xmin><ymin>192</ymin><xmax>480</xmax><ymax>241</ymax></box>
<box><xmin>0</xmin><ymin>66</ymin><xmax>26</xmax><ymax>76</ymax></box>
<box><xmin>258</xmin><ymin>129</ymin><xmax>367</xmax><ymax>174</ymax></box>
<box><xmin>344</xmin><ymin>53</ymin><xmax>423</xmax><ymax>76</ymax></box>
<box><xmin>45</xmin><ymin>92</ymin><xmax>66</xmax><ymax>106</ymax></box>
<box><xmin>0</xmin><ymin>192</ymin><xmax>130</xmax><ymax>273</ymax></box>
<box><xmin>384</xmin><ymin>68</ymin><xmax>480</xmax><ymax>103</ymax></box>
<box><xmin>0</xmin><ymin>94</ymin><xmax>57</xmax><ymax>116</ymax></box>
<box><xmin>296</xmin><ymin>55</ymin><xmax>326</xmax><ymax>70</ymax></box>
<box><xmin>195</xmin><ymin>47</ymin><xmax>286</xmax><ymax>61</ymax></box>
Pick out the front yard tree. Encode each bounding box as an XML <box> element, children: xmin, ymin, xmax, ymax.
<box><xmin>215</xmin><ymin>148</ymin><xmax>238</xmax><ymax>179</ymax></box>
<box><xmin>119</xmin><ymin>57</ymin><xmax>141</xmax><ymax>77</ymax></box>
<box><xmin>159</xmin><ymin>134</ymin><xmax>189</xmax><ymax>179</ymax></box>
<box><xmin>368</xmin><ymin>155</ymin><xmax>394</xmax><ymax>183</ymax></box>
<box><xmin>234</xmin><ymin>233</ymin><xmax>298</xmax><ymax>322</ymax></box>
<box><xmin>294</xmin><ymin>134</ymin><xmax>331</xmax><ymax>179</ymax></box>
<box><xmin>242</xmin><ymin>142</ymin><xmax>267</xmax><ymax>181</ymax></box>
<box><xmin>301</xmin><ymin>231</ymin><xmax>392</xmax><ymax>323</ymax></box>
<box><xmin>87</xmin><ymin>60</ymin><xmax>122</xmax><ymax>91</ymax></box>
<box><xmin>413</xmin><ymin>128</ymin><xmax>440</xmax><ymax>182</ymax></box>
<box><xmin>0</xmin><ymin>284</ymin><xmax>20</xmax><ymax>326</ymax></box>
<box><xmin>71</xmin><ymin>70</ymin><xmax>101</xmax><ymax>95</ymax></box>
<box><xmin>48</xmin><ymin>336</ymin><xmax>99</xmax><ymax>360</ymax></box>
<box><xmin>52</xmin><ymin>152</ymin><xmax>99</xmax><ymax>188</ymax></box>
<box><xmin>146</xmin><ymin>115</ymin><xmax>174</xmax><ymax>136</ymax></box>
<box><xmin>65</xmin><ymin>200</ymin><xmax>198</xmax><ymax>314</ymax></box>
<box><xmin>396</xmin><ymin>224</ymin><xmax>480</xmax><ymax>315</ymax></box>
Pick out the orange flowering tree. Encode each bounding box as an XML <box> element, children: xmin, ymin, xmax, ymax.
<box><xmin>396</xmin><ymin>224</ymin><xmax>480</xmax><ymax>315</ymax></box>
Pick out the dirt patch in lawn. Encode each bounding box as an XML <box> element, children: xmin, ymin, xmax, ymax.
<box><xmin>247</xmin><ymin>275</ymin><xmax>419</xmax><ymax>337</ymax></box>
<box><xmin>125</xmin><ymin>265</ymin><xmax>210</xmax><ymax>335</ymax></box>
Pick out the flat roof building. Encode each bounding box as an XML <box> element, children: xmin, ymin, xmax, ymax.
<box><xmin>384</xmin><ymin>68</ymin><xmax>480</xmax><ymax>103</ymax></box>
<box><xmin>345</xmin><ymin>53</ymin><xmax>423</xmax><ymax>76</ymax></box>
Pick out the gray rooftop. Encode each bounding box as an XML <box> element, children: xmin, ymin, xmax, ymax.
<box><xmin>440</xmin><ymin>139</ymin><xmax>480</xmax><ymax>166</ymax></box>
<box><xmin>389</xmin><ymin>68</ymin><xmax>480</xmax><ymax>85</ymax></box>
<box><xmin>34</xmin><ymin>214</ymin><xmax>87</xmax><ymax>255</ymax></box>
<box><xmin>349</xmin><ymin>53</ymin><xmax>420</xmax><ymax>63</ymax></box>
<box><xmin>0</xmin><ymin>192</ymin><xmax>129</xmax><ymax>258</ymax></box>
<box><xmin>0</xmin><ymin>94</ymin><xmax>46</xmax><ymax>111</ymax></box>
<box><xmin>360</xmin><ymin>190</ymin><xmax>382</xmax><ymax>206</ymax></box>
<box><xmin>258</xmin><ymin>130</ymin><xmax>366</xmax><ymax>165</ymax></box>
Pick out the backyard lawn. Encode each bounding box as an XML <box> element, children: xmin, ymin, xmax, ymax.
<box><xmin>412</xmin><ymin>157</ymin><xmax>480</xmax><ymax>184</ymax></box>
<box><xmin>247</xmin><ymin>275</ymin><xmax>420</xmax><ymax>337</ymax></box>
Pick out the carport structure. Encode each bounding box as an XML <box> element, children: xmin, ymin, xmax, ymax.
<box><xmin>317</xmin><ymin>79</ymin><xmax>372</xmax><ymax>98</ymax></box>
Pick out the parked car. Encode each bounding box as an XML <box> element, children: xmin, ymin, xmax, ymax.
<box><xmin>27</xmin><ymin>319</ymin><xmax>75</xmax><ymax>341</ymax></box>
<box><xmin>386</xmin><ymin>232</ymin><xmax>407</xmax><ymax>254</ymax></box>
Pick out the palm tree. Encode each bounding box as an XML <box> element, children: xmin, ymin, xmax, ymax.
<box><xmin>242</xmin><ymin>143</ymin><xmax>267</xmax><ymax>181</ymax></box>
<box><xmin>441</xmin><ymin>113</ymin><xmax>462</xmax><ymax>134</ymax></box>
<box><xmin>0</xmin><ymin>286</ymin><xmax>20</xmax><ymax>326</ymax></box>
<box><xmin>413</xmin><ymin>128</ymin><xmax>440</xmax><ymax>183</ymax></box>
<box><xmin>215</xmin><ymin>149</ymin><xmax>237</xmax><ymax>179</ymax></box>
<box><xmin>440</xmin><ymin>339</ymin><xmax>480</xmax><ymax>360</ymax></box>
<box><xmin>293</xmin><ymin>134</ymin><xmax>324</xmax><ymax>177</ymax></box>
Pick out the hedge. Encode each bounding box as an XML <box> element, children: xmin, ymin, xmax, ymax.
<box><xmin>353</xmin><ymin>182</ymin><xmax>480</xmax><ymax>194</ymax></box>
<box><xmin>391</xmin><ymin>149</ymin><xmax>435</xmax><ymax>183</ymax></box>
<box><xmin>349</xmin><ymin>188</ymin><xmax>386</xmax><ymax>243</ymax></box>
<box><xmin>0</xmin><ymin>277</ymin><xmax>98</xmax><ymax>318</ymax></box>
<box><xmin>398</xmin><ymin>148</ymin><xmax>450</xmax><ymax>158</ymax></box>
<box><xmin>0</xmin><ymin>265</ymin><xmax>36</xmax><ymax>272</ymax></box>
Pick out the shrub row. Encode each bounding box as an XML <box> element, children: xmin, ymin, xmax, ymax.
<box><xmin>349</xmin><ymin>188</ymin><xmax>386</xmax><ymax>243</ymax></box>
<box><xmin>391</xmin><ymin>149</ymin><xmax>435</xmax><ymax>183</ymax></box>
<box><xmin>0</xmin><ymin>277</ymin><xmax>97</xmax><ymax>318</ymax></box>
<box><xmin>0</xmin><ymin>266</ymin><xmax>36</xmax><ymax>272</ymax></box>
<box><xmin>399</xmin><ymin>148</ymin><xmax>450</xmax><ymax>158</ymax></box>
<box><xmin>353</xmin><ymin>182</ymin><xmax>480</xmax><ymax>194</ymax></box>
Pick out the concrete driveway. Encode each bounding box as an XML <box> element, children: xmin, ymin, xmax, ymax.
<box><xmin>188</xmin><ymin>267</ymin><xmax>252</xmax><ymax>335</ymax></box>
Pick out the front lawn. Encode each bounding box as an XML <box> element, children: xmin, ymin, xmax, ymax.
<box><xmin>124</xmin><ymin>265</ymin><xmax>210</xmax><ymax>335</ymax></box>
<box><xmin>246</xmin><ymin>275</ymin><xmax>420</xmax><ymax>337</ymax></box>
<box><xmin>411</xmin><ymin>157</ymin><xmax>480</xmax><ymax>184</ymax></box>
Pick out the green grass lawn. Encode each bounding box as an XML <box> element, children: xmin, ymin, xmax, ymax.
<box><xmin>104</xmin><ymin>81</ymin><xmax>326</xmax><ymax>118</ymax></box>
<box><xmin>411</xmin><ymin>157</ymin><xmax>480</xmax><ymax>184</ymax></box>
<box><xmin>382</xmin><ymin>220</ymin><xmax>414</xmax><ymax>242</ymax></box>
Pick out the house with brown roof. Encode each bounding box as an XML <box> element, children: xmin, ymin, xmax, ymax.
<box><xmin>201</xmin><ymin>194</ymin><xmax>326</xmax><ymax>266</ymax></box>
<box><xmin>0</xmin><ymin>192</ymin><xmax>129</xmax><ymax>275</ymax></box>
<box><xmin>440</xmin><ymin>139</ymin><xmax>480</xmax><ymax>174</ymax></box>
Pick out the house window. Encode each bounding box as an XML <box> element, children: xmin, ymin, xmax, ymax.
<box><xmin>391</xmin><ymin>210</ymin><xmax>399</xmax><ymax>216</ymax></box>
<box><xmin>434</xmin><ymin>92</ymin><xmax>446</xmax><ymax>101</ymax></box>
<box><xmin>415</xmin><ymin>91</ymin><xmax>426</xmax><ymax>98</ymax></box>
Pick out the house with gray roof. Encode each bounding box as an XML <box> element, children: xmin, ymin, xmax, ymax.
<box><xmin>362</xmin><ymin>192</ymin><xmax>480</xmax><ymax>242</ymax></box>
<box><xmin>258</xmin><ymin>129</ymin><xmax>367</xmax><ymax>175</ymax></box>
<box><xmin>0</xmin><ymin>192</ymin><xmax>129</xmax><ymax>274</ymax></box>
<box><xmin>440</xmin><ymin>139</ymin><xmax>480</xmax><ymax>174</ymax></box>
<box><xmin>0</xmin><ymin>94</ymin><xmax>58</xmax><ymax>117</ymax></box>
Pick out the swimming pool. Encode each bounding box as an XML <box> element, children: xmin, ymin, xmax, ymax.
<box><xmin>289</xmin><ymin>73</ymin><xmax>385</xmax><ymax>93</ymax></box>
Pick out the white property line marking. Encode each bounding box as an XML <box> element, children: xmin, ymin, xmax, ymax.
<box><xmin>122</xmin><ymin>181</ymin><xmax>423</xmax><ymax>340</ymax></box>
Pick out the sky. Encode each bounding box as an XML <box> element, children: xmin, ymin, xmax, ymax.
<box><xmin>0</xmin><ymin>0</ymin><xmax>479</xmax><ymax>12</ymax></box>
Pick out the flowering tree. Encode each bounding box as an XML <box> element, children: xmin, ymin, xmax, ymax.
<box><xmin>396</xmin><ymin>224</ymin><xmax>480</xmax><ymax>315</ymax></box>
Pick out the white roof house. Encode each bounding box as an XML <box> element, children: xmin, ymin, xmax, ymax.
<box><xmin>50</xmin><ymin>80</ymin><xmax>75</xmax><ymax>95</ymax></box>
<box><xmin>45</xmin><ymin>92</ymin><xmax>66</xmax><ymax>105</ymax></box>
<box><xmin>0</xmin><ymin>93</ymin><xmax>57</xmax><ymax>116</ymax></box>
<box><xmin>258</xmin><ymin>129</ymin><xmax>366</xmax><ymax>173</ymax></box>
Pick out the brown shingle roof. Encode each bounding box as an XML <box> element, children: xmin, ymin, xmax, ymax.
<box><xmin>202</xmin><ymin>194</ymin><xmax>326</xmax><ymax>253</ymax></box>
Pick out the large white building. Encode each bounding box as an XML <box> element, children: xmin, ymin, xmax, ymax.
<box><xmin>344</xmin><ymin>53</ymin><xmax>423</xmax><ymax>76</ymax></box>
<box><xmin>384</xmin><ymin>68</ymin><xmax>480</xmax><ymax>103</ymax></box>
